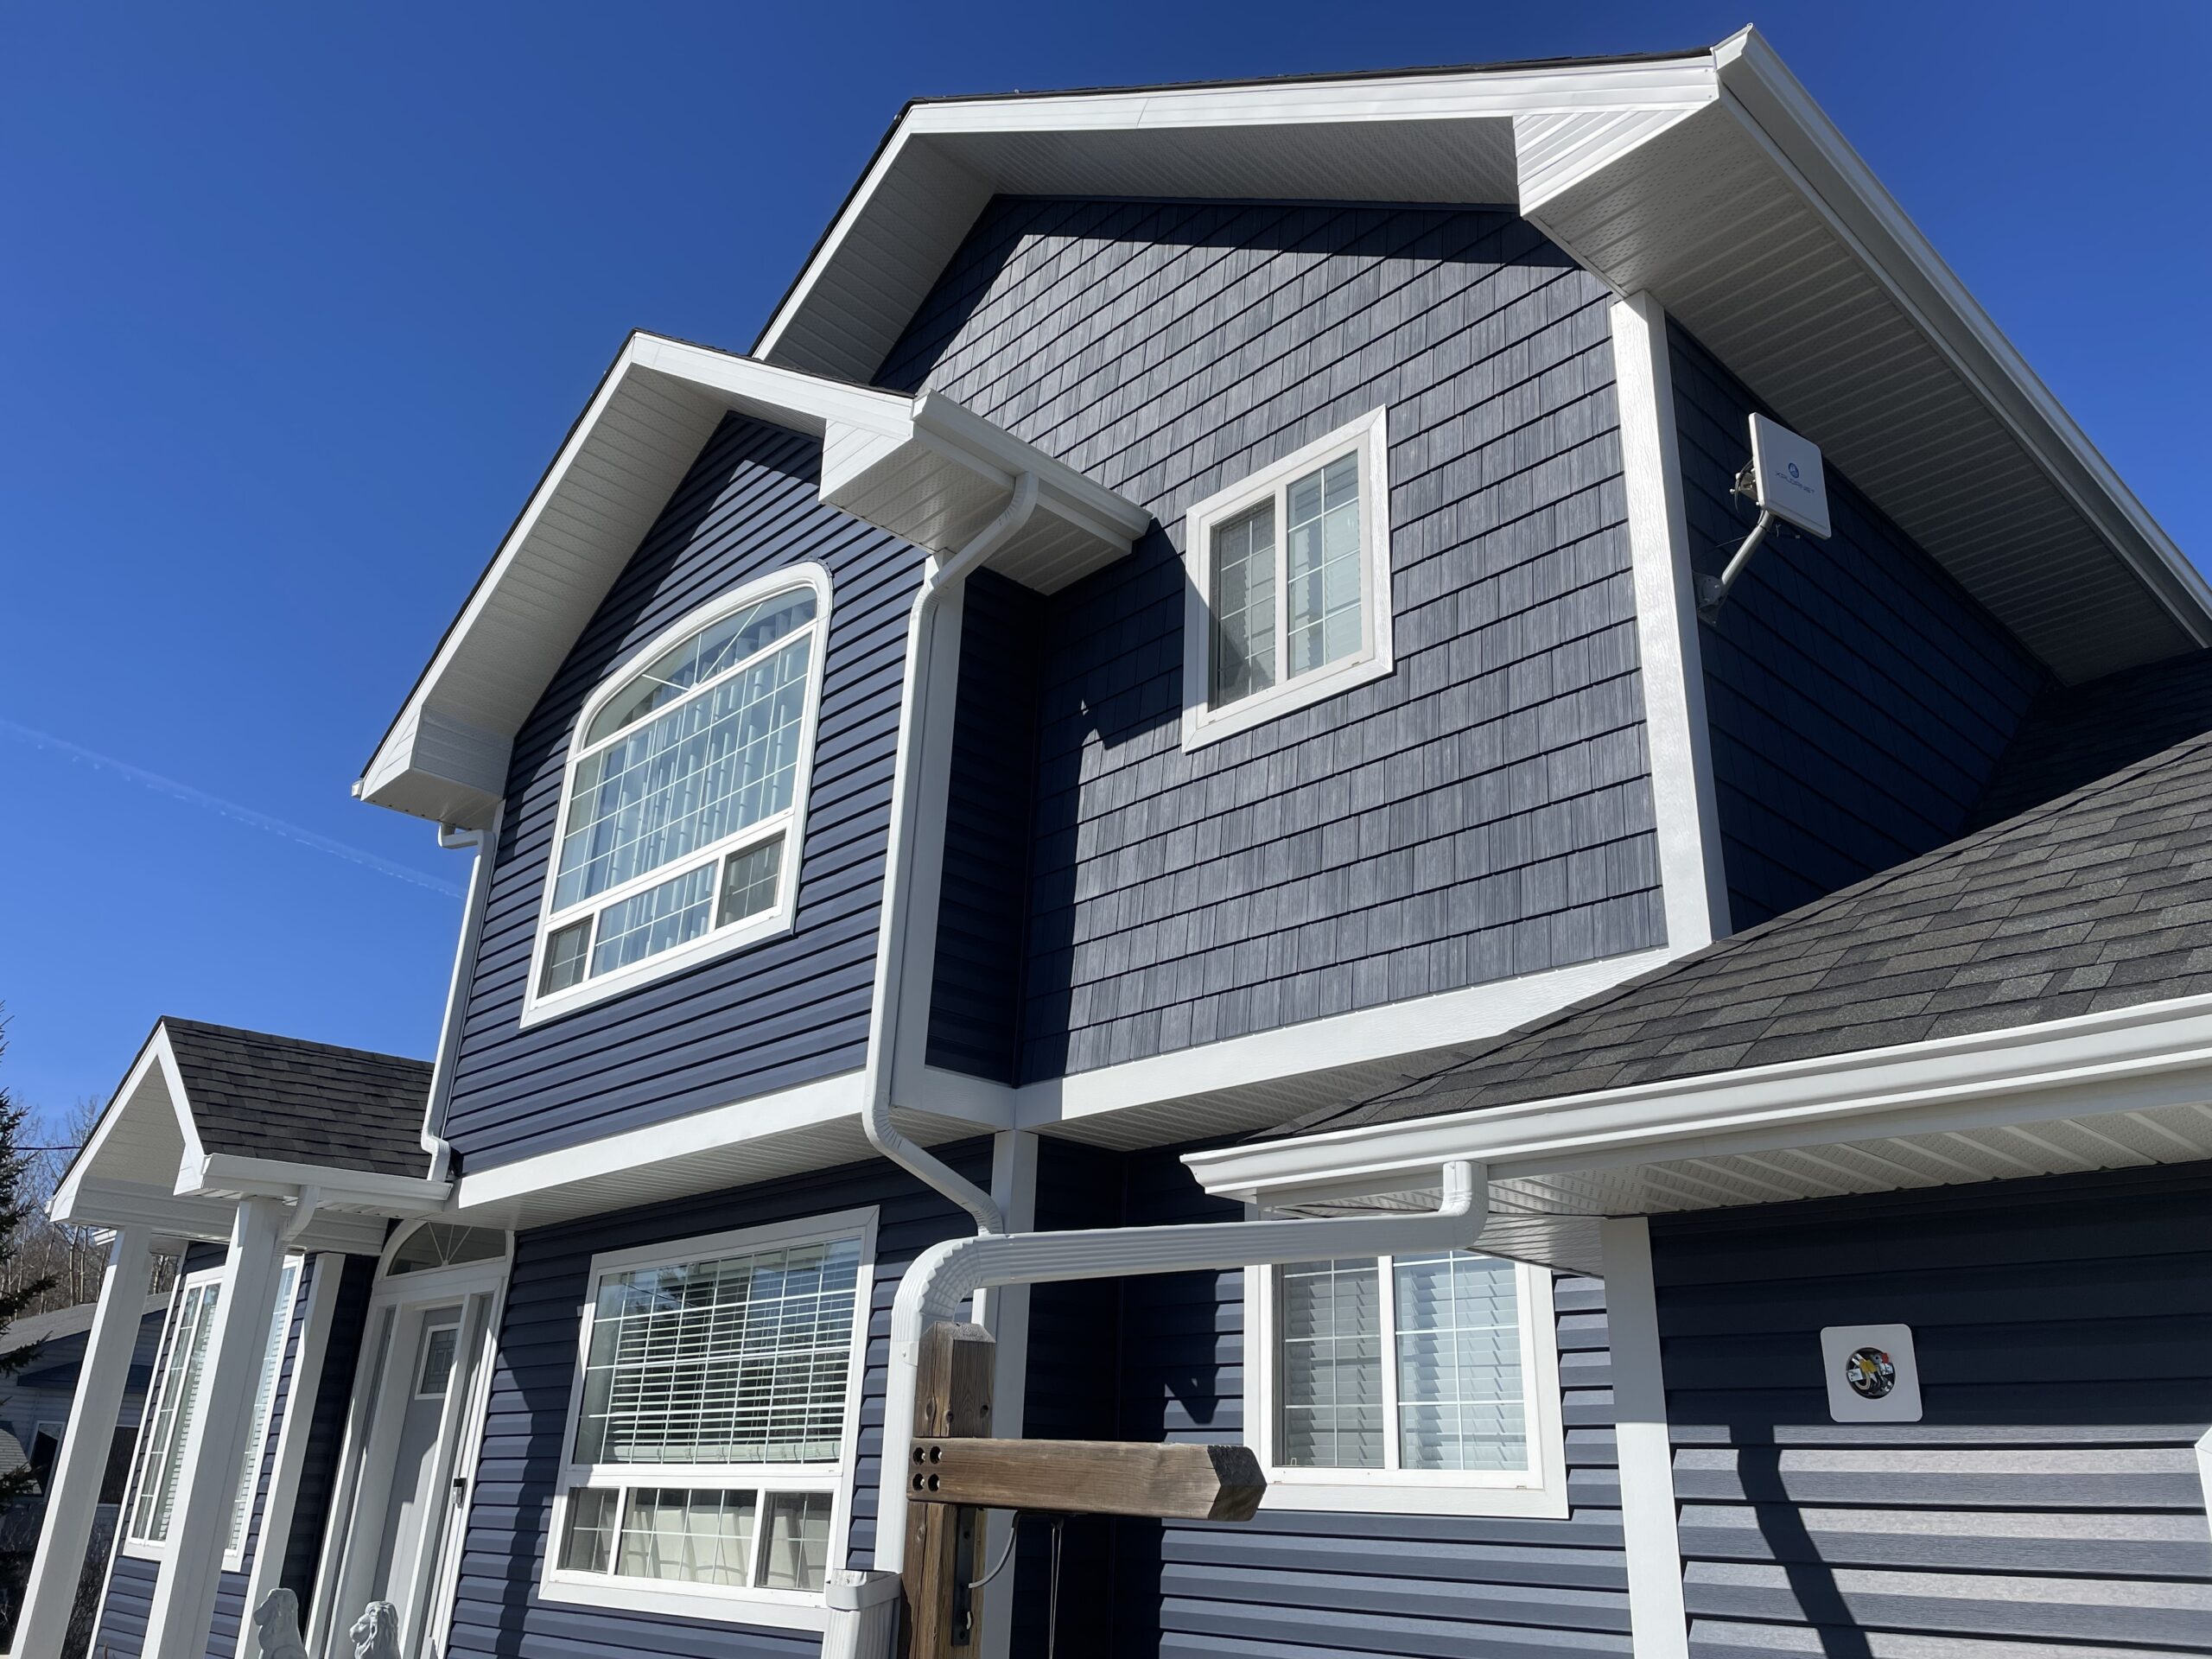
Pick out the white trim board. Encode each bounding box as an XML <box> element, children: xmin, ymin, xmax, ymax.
<box><xmin>1599</xmin><ymin>1217</ymin><xmax>1690</xmax><ymax>1659</ymax></box>
<box><xmin>1608</xmin><ymin>292</ymin><xmax>1727</xmax><ymax>952</ymax></box>
<box><xmin>1185</xmin><ymin>991</ymin><xmax>2212</xmax><ymax>1208</ymax></box>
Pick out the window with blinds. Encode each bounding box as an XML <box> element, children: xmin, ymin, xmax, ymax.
<box><xmin>548</xmin><ymin>1223</ymin><xmax>867</xmax><ymax>1611</ymax></box>
<box><xmin>1273</xmin><ymin>1250</ymin><xmax>1542</xmax><ymax>1484</ymax></box>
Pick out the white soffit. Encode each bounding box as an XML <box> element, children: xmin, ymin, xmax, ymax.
<box><xmin>1184</xmin><ymin>995</ymin><xmax>2212</xmax><ymax>1224</ymax></box>
<box><xmin>358</xmin><ymin>334</ymin><xmax>1147</xmax><ymax>828</ymax></box>
<box><xmin>758</xmin><ymin>31</ymin><xmax>2208</xmax><ymax>687</ymax></box>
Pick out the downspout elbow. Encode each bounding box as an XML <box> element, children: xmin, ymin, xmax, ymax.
<box><xmin>858</xmin><ymin>474</ymin><xmax>1041</xmax><ymax>1236</ymax></box>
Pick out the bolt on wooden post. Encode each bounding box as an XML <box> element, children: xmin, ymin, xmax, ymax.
<box><xmin>900</xmin><ymin>1319</ymin><xmax>1268</xmax><ymax>1656</ymax></box>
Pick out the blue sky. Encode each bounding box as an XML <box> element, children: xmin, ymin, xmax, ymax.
<box><xmin>3</xmin><ymin>1</ymin><xmax>2206</xmax><ymax>1125</ymax></box>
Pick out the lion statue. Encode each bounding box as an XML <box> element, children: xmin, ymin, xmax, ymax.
<box><xmin>349</xmin><ymin>1601</ymin><xmax>401</xmax><ymax>1659</ymax></box>
<box><xmin>251</xmin><ymin>1589</ymin><xmax>310</xmax><ymax>1659</ymax></box>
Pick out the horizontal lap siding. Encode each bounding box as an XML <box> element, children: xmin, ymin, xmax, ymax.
<box><xmin>280</xmin><ymin>1252</ymin><xmax>378</xmax><ymax>1612</ymax></box>
<box><xmin>1652</xmin><ymin>1164</ymin><xmax>2212</xmax><ymax>1657</ymax></box>
<box><xmin>926</xmin><ymin>569</ymin><xmax>1044</xmax><ymax>1082</ymax></box>
<box><xmin>443</xmin><ymin>415</ymin><xmax>924</xmax><ymax>1169</ymax></box>
<box><xmin>443</xmin><ymin>1144</ymin><xmax>991</xmax><ymax>1659</ymax></box>
<box><xmin>880</xmin><ymin>198</ymin><xmax>1663</xmax><ymax>1084</ymax></box>
<box><xmin>1019</xmin><ymin>1139</ymin><xmax>1630</xmax><ymax>1657</ymax></box>
<box><xmin>1669</xmin><ymin>322</ymin><xmax>2046</xmax><ymax>931</ymax></box>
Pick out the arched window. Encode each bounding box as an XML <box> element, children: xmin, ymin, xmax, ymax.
<box><xmin>526</xmin><ymin>567</ymin><xmax>829</xmax><ymax>1019</ymax></box>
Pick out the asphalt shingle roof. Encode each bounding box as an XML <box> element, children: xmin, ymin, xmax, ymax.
<box><xmin>1277</xmin><ymin>708</ymin><xmax>2212</xmax><ymax>1142</ymax></box>
<box><xmin>162</xmin><ymin>1020</ymin><xmax>432</xmax><ymax>1179</ymax></box>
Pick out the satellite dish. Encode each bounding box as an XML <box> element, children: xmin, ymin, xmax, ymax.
<box><xmin>1697</xmin><ymin>414</ymin><xmax>1831</xmax><ymax>620</ymax></box>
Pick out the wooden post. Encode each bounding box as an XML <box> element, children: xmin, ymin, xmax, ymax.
<box><xmin>901</xmin><ymin>1320</ymin><xmax>995</xmax><ymax>1659</ymax></box>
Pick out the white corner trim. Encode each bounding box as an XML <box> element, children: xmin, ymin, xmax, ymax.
<box><xmin>1185</xmin><ymin>989</ymin><xmax>2212</xmax><ymax>1204</ymax></box>
<box><xmin>1609</xmin><ymin>293</ymin><xmax>1728</xmax><ymax>952</ymax></box>
<box><xmin>1020</xmin><ymin>944</ymin><xmax>1678</xmax><ymax>1128</ymax></box>
<box><xmin>1178</xmin><ymin>406</ymin><xmax>1395</xmax><ymax>750</ymax></box>
<box><xmin>451</xmin><ymin>1071</ymin><xmax>869</xmax><ymax>1213</ymax></box>
<box><xmin>2196</xmin><ymin>1426</ymin><xmax>2211</xmax><ymax>1543</ymax></box>
<box><xmin>1242</xmin><ymin>1255</ymin><xmax>1567</xmax><ymax>1518</ymax></box>
<box><xmin>1600</xmin><ymin>1217</ymin><xmax>1689</xmax><ymax>1659</ymax></box>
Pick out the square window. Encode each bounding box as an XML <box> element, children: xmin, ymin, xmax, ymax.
<box><xmin>1252</xmin><ymin>1251</ymin><xmax>1567</xmax><ymax>1516</ymax></box>
<box><xmin>542</xmin><ymin>1212</ymin><xmax>872</xmax><ymax>1623</ymax></box>
<box><xmin>1182</xmin><ymin>408</ymin><xmax>1394</xmax><ymax>747</ymax></box>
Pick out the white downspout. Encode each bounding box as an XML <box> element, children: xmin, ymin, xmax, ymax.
<box><xmin>857</xmin><ymin>474</ymin><xmax>1040</xmax><ymax>1236</ymax></box>
<box><xmin>421</xmin><ymin>808</ymin><xmax>500</xmax><ymax>1185</ymax></box>
<box><xmin>871</xmin><ymin>1160</ymin><xmax>1489</xmax><ymax>1573</ymax></box>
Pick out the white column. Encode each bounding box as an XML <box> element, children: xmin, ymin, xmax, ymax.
<box><xmin>143</xmin><ymin>1196</ymin><xmax>290</xmax><ymax>1659</ymax></box>
<box><xmin>1601</xmin><ymin>1216</ymin><xmax>1691</xmax><ymax>1659</ymax></box>
<box><xmin>11</xmin><ymin>1225</ymin><xmax>159</xmax><ymax>1658</ymax></box>
<box><xmin>1610</xmin><ymin>290</ymin><xmax>1731</xmax><ymax>951</ymax></box>
<box><xmin>234</xmin><ymin>1254</ymin><xmax>340</xmax><ymax>1659</ymax></box>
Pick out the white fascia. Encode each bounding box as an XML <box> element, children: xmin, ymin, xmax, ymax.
<box><xmin>1183</xmin><ymin>991</ymin><xmax>2212</xmax><ymax>1206</ymax></box>
<box><xmin>1705</xmin><ymin>27</ymin><xmax>2212</xmax><ymax>646</ymax></box>
<box><xmin>50</xmin><ymin>1025</ymin><xmax>201</xmax><ymax>1225</ymax></box>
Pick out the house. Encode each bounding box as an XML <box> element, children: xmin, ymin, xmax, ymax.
<box><xmin>0</xmin><ymin>1293</ymin><xmax>168</xmax><ymax>1501</ymax></box>
<box><xmin>17</xmin><ymin>25</ymin><xmax>2211</xmax><ymax>1659</ymax></box>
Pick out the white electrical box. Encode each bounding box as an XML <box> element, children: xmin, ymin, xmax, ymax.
<box><xmin>1820</xmin><ymin>1323</ymin><xmax>1922</xmax><ymax>1422</ymax></box>
<box><xmin>1750</xmin><ymin>413</ymin><xmax>1831</xmax><ymax>540</ymax></box>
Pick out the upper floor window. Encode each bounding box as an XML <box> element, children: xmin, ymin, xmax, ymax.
<box><xmin>1180</xmin><ymin>408</ymin><xmax>1395</xmax><ymax>748</ymax></box>
<box><xmin>540</xmin><ymin>1211</ymin><xmax>874</xmax><ymax>1627</ymax></box>
<box><xmin>1246</xmin><ymin>1250</ymin><xmax>1567</xmax><ymax>1516</ymax></box>
<box><xmin>525</xmin><ymin>567</ymin><xmax>830</xmax><ymax>1022</ymax></box>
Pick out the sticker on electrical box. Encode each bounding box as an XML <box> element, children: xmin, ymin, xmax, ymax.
<box><xmin>1820</xmin><ymin>1323</ymin><xmax>1922</xmax><ymax>1422</ymax></box>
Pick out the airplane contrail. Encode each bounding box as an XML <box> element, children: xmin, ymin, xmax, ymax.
<box><xmin>0</xmin><ymin>718</ymin><xmax>465</xmax><ymax>899</ymax></box>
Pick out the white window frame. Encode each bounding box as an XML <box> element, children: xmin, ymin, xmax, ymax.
<box><xmin>120</xmin><ymin>1266</ymin><xmax>223</xmax><ymax>1560</ymax></box>
<box><xmin>1243</xmin><ymin>1253</ymin><xmax>1567</xmax><ymax>1517</ymax></box>
<box><xmin>1180</xmin><ymin>406</ymin><xmax>1395</xmax><ymax>749</ymax></box>
<box><xmin>537</xmin><ymin>1207</ymin><xmax>878</xmax><ymax>1630</ymax></box>
<box><xmin>414</xmin><ymin>1318</ymin><xmax>461</xmax><ymax>1400</ymax></box>
<box><xmin>222</xmin><ymin>1254</ymin><xmax>304</xmax><ymax>1571</ymax></box>
<box><xmin>521</xmin><ymin>563</ymin><xmax>833</xmax><ymax>1027</ymax></box>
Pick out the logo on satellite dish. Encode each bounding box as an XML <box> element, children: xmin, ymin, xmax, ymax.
<box><xmin>1787</xmin><ymin>461</ymin><xmax>1802</xmax><ymax>481</ymax></box>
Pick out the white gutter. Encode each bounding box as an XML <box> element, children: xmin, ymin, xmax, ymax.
<box><xmin>872</xmin><ymin>1159</ymin><xmax>1488</xmax><ymax>1573</ymax></box>
<box><xmin>856</xmin><ymin>474</ymin><xmax>1041</xmax><ymax>1235</ymax></box>
<box><xmin>421</xmin><ymin>811</ymin><xmax>499</xmax><ymax>1186</ymax></box>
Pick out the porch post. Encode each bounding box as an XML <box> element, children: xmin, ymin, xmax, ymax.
<box><xmin>142</xmin><ymin>1196</ymin><xmax>289</xmax><ymax>1659</ymax></box>
<box><xmin>11</xmin><ymin>1224</ymin><xmax>158</xmax><ymax>1658</ymax></box>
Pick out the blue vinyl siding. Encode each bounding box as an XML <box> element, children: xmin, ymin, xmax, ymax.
<box><xmin>1669</xmin><ymin>321</ymin><xmax>2048</xmax><ymax>931</ymax></box>
<box><xmin>279</xmin><ymin>1252</ymin><xmax>378</xmax><ymax>1612</ymax></box>
<box><xmin>442</xmin><ymin>1143</ymin><xmax>992</xmax><ymax>1659</ymax></box>
<box><xmin>886</xmin><ymin>197</ymin><xmax>1666</xmax><ymax>1084</ymax></box>
<box><xmin>1652</xmin><ymin>1162</ymin><xmax>2212</xmax><ymax>1656</ymax></box>
<box><xmin>1012</xmin><ymin>1139</ymin><xmax>1630</xmax><ymax>1657</ymax></box>
<box><xmin>925</xmin><ymin>569</ymin><xmax>1043</xmax><ymax>1083</ymax></box>
<box><xmin>442</xmin><ymin>414</ymin><xmax>926</xmax><ymax>1170</ymax></box>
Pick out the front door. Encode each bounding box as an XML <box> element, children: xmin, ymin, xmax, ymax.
<box><xmin>311</xmin><ymin>1233</ymin><xmax>506</xmax><ymax>1659</ymax></box>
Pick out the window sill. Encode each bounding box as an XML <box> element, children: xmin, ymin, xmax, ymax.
<box><xmin>537</xmin><ymin>1571</ymin><xmax>830</xmax><ymax>1630</ymax></box>
<box><xmin>1255</xmin><ymin>1469</ymin><xmax>1570</xmax><ymax>1519</ymax></box>
<box><xmin>117</xmin><ymin>1538</ymin><xmax>167</xmax><ymax>1563</ymax></box>
<box><xmin>1180</xmin><ymin>650</ymin><xmax>1395</xmax><ymax>751</ymax></box>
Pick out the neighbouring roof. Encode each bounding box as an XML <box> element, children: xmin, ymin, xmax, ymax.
<box><xmin>160</xmin><ymin>1020</ymin><xmax>434</xmax><ymax>1179</ymax></box>
<box><xmin>1274</xmin><ymin>671</ymin><xmax>2212</xmax><ymax>1141</ymax></box>
<box><xmin>754</xmin><ymin>28</ymin><xmax>2208</xmax><ymax>685</ymax></box>
<box><xmin>0</xmin><ymin>1294</ymin><xmax>169</xmax><ymax>1354</ymax></box>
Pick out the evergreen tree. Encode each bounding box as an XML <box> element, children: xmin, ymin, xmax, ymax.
<box><xmin>0</xmin><ymin>1031</ymin><xmax>57</xmax><ymax>1509</ymax></box>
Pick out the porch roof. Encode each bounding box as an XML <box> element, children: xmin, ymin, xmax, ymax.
<box><xmin>51</xmin><ymin>1019</ymin><xmax>447</xmax><ymax>1252</ymax></box>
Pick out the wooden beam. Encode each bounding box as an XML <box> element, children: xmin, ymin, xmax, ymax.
<box><xmin>901</xmin><ymin>1320</ymin><xmax>995</xmax><ymax>1659</ymax></box>
<box><xmin>908</xmin><ymin>1437</ymin><xmax>1265</xmax><ymax>1522</ymax></box>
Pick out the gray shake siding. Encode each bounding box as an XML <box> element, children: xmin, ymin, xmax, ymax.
<box><xmin>889</xmin><ymin>197</ymin><xmax>1666</xmax><ymax>1083</ymax></box>
<box><xmin>442</xmin><ymin>414</ymin><xmax>926</xmax><ymax>1170</ymax></box>
<box><xmin>1669</xmin><ymin>322</ymin><xmax>2048</xmax><ymax>931</ymax></box>
<box><xmin>93</xmin><ymin>1246</ymin><xmax>324</xmax><ymax>1659</ymax></box>
<box><xmin>442</xmin><ymin>1143</ymin><xmax>991</xmax><ymax>1659</ymax></box>
<box><xmin>1651</xmin><ymin>1163</ymin><xmax>2212</xmax><ymax>1656</ymax></box>
<box><xmin>1014</xmin><ymin>1139</ymin><xmax>1631</xmax><ymax>1657</ymax></box>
